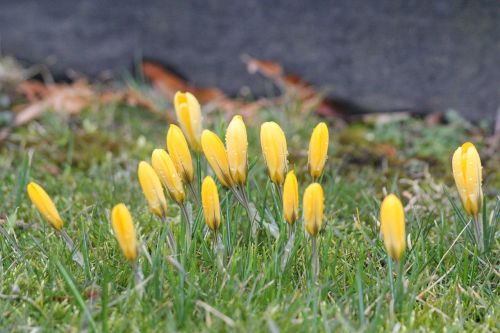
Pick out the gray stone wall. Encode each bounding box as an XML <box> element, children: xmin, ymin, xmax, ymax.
<box><xmin>1</xmin><ymin>0</ymin><xmax>499</xmax><ymax>120</ymax></box>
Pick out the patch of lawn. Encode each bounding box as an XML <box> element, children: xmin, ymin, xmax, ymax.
<box><xmin>0</xmin><ymin>101</ymin><xmax>498</xmax><ymax>332</ymax></box>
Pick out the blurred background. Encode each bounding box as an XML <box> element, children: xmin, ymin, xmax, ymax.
<box><xmin>1</xmin><ymin>0</ymin><xmax>499</xmax><ymax>121</ymax></box>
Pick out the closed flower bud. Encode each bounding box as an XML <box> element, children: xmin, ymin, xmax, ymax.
<box><xmin>138</xmin><ymin>161</ymin><xmax>167</xmax><ymax>217</ymax></box>
<box><xmin>151</xmin><ymin>149</ymin><xmax>185</xmax><ymax>204</ymax></box>
<box><xmin>26</xmin><ymin>182</ymin><xmax>64</xmax><ymax>230</ymax></box>
<box><xmin>380</xmin><ymin>194</ymin><xmax>405</xmax><ymax>261</ymax></box>
<box><xmin>111</xmin><ymin>203</ymin><xmax>137</xmax><ymax>261</ymax></box>
<box><xmin>174</xmin><ymin>91</ymin><xmax>203</xmax><ymax>151</ymax></box>
<box><xmin>226</xmin><ymin>115</ymin><xmax>248</xmax><ymax>185</ymax></box>
<box><xmin>283</xmin><ymin>171</ymin><xmax>299</xmax><ymax>225</ymax></box>
<box><xmin>201</xmin><ymin>130</ymin><xmax>233</xmax><ymax>187</ymax></box>
<box><xmin>303</xmin><ymin>183</ymin><xmax>324</xmax><ymax>237</ymax></box>
<box><xmin>201</xmin><ymin>176</ymin><xmax>221</xmax><ymax>231</ymax></box>
<box><xmin>308</xmin><ymin>122</ymin><xmax>329</xmax><ymax>180</ymax></box>
<box><xmin>260</xmin><ymin>121</ymin><xmax>288</xmax><ymax>185</ymax></box>
<box><xmin>167</xmin><ymin>124</ymin><xmax>194</xmax><ymax>184</ymax></box>
<box><xmin>452</xmin><ymin>142</ymin><xmax>483</xmax><ymax>217</ymax></box>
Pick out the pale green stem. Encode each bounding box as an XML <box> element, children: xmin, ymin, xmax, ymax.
<box><xmin>161</xmin><ymin>216</ymin><xmax>177</xmax><ymax>255</ymax></box>
<box><xmin>59</xmin><ymin>230</ymin><xmax>84</xmax><ymax>268</ymax></box>
<box><xmin>180</xmin><ymin>203</ymin><xmax>192</xmax><ymax>250</ymax></box>
<box><xmin>133</xmin><ymin>260</ymin><xmax>144</xmax><ymax>297</ymax></box>
<box><xmin>312</xmin><ymin>236</ymin><xmax>319</xmax><ymax>283</ymax></box>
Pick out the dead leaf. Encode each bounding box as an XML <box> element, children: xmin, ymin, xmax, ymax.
<box><xmin>142</xmin><ymin>60</ymin><xmax>225</xmax><ymax>104</ymax></box>
<box><xmin>242</xmin><ymin>55</ymin><xmax>351</xmax><ymax>120</ymax></box>
<box><xmin>142</xmin><ymin>61</ymin><xmax>189</xmax><ymax>99</ymax></box>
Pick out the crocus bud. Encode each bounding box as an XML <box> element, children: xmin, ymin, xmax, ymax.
<box><xmin>174</xmin><ymin>91</ymin><xmax>203</xmax><ymax>151</ymax></box>
<box><xmin>260</xmin><ymin>121</ymin><xmax>288</xmax><ymax>185</ymax></box>
<box><xmin>111</xmin><ymin>203</ymin><xmax>137</xmax><ymax>261</ymax></box>
<box><xmin>380</xmin><ymin>194</ymin><xmax>405</xmax><ymax>262</ymax></box>
<box><xmin>167</xmin><ymin>124</ymin><xmax>194</xmax><ymax>184</ymax></box>
<box><xmin>201</xmin><ymin>176</ymin><xmax>221</xmax><ymax>231</ymax></box>
<box><xmin>452</xmin><ymin>142</ymin><xmax>483</xmax><ymax>217</ymax></box>
<box><xmin>226</xmin><ymin>115</ymin><xmax>248</xmax><ymax>185</ymax></box>
<box><xmin>308</xmin><ymin>122</ymin><xmax>329</xmax><ymax>180</ymax></box>
<box><xmin>201</xmin><ymin>130</ymin><xmax>233</xmax><ymax>187</ymax></box>
<box><xmin>283</xmin><ymin>170</ymin><xmax>299</xmax><ymax>225</ymax></box>
<box><xmin>26</xmin><ymin>182</ymin><xmax>64</xmax><ymax>230</ymax></box>
<box><xmin>151</xmin><ymin>149</ymin><xmax>185</xmax><ymax>204</ymax></box>
<box><xmin>137</xmin><ymin>161</ymin><xmax>167</xmax><ymax>217</ymax></box>
<box><xmin>303</xmin><ymin>183</ymin><xmax>324</xmax><ymax>237</ymax></box>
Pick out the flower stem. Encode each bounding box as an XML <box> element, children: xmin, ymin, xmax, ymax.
<box><xmin>472</xmin><ymin>215</ymin><xmax>484</xmax><ymax>251</ymax></box>
<box><xmin>312</xmin><ymin>236</ymin><xmax>319</xmax><ymax>283</ymax></box>
<box><xmin>133</xmin><ymin>260</ymin><xmax>144</xmax><ymax>297</ymax></box>
<box><xmin>161</xmin><ymin>216</ymin><xmax>177</xmax><ymax>255</ymax></box>
<box><xmin>180</xmin><ymin>203</ymin><xmax>192</xmax><ymax>250</ymax></box>
<box><xmin>187</xmin><ymin>181</ymin><xmax>201</xmax><ymax>206</ymax></box>
<box><xmin>59</xmin><ymin>230</ymin><xmax>84</xmax><ymax>268</ymax></box>
<box><xmin>388</xmin><ymin>256</ymin><xmax>395</xmax><ymax>314</ymax></box>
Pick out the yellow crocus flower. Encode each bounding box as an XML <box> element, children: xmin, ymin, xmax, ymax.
<box><xmin>303</xmin><ymin>183</ymin><xmax>324</xmax><ymax>237</ymax></box>
<box><xmin>137</xmin><ymin>161</ymin><xmax>167</xmax><ymax>217</ymax></box>
<box><xmin>226</xmin><ymin>115</ymin><xmax>248</xmax><ymax>185</ymax></box>
<box><xmin>151</xmin><ymin>149</ymin><xmax>185</xmax><ymax>204</ymax></box>
<box><xmin>167</xmin><ymin>124</ymin><xmax>194</xmax><ymax>184</ymax></box>
<box><xmin>111</xmin><ymin>203</ymin><xmax>137</xmax><ymax>261</ymax></box>
<box><xmin>174</xmin><ymin>91</ymin><xmax>203</xmax><ymax>151</ymax></box>
<box><xmin>380</xmin><ymin>194</ymin><xmax>405</xmax><ymax>261</ymax></box>
<box><xmin>201</xmin><ymin>130</ymin><xmax>233</xmax><ymax>187</ymax></box>
<box><xmin>201</xmin><ymin>176</ymin><xmax>221</xmax><ymax>231</ymax></box>
<box><xmin>283</xmin><ymin>171</ymin><xmax>299</xmax><ymax>225</ymax></box>
<box><xmin>452</xmin><ymin>142</ymin><xmax>483</xmax><ymax>217</ymax></box>
<box><xmin>260</xmin><ymin>121</ymin><xmax>288</xmax><ymax>185</ymax></box>
<box><xmin>26</xmin><ymin>182</ymin><xmax>64</xmax><ymax>230</ymax></box>
<box><xmin>308</xmin><ymin>122</ymin><xmax>329</xmax><ymax>180</ymax></box>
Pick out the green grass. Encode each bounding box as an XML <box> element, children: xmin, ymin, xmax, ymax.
<box><xmin>0</xmin><ymin>101</ymin><xmax>499</xmax><ymax>332</ymax></box>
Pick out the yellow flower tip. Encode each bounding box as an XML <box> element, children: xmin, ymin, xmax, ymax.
<box><xmin>380</xmin><ymin>194</ymin><xmax>406</xmax><ymax>261</ymax></box>
<box><xmin>174</xmin><ymin>91</ymin><xmax>203</xmax><ymax>151</ymax></box>
<box><xmin>308</xmin><ymin>122</ymin><xmax>329</xmax><ymax>180</ymax></box>
<box><xmin>111</xmin><ymin>203</ymin><xmax>138</xmax><ymax>261</ymax></box>
<box><xmin>151</xmin><ymin>149</ymin><xmax>185</xmax><ymax>204</ymax></box>
<box><xmin>226</xmin><ymin>115</ymin><xmax>248</xmax><ymax>185</ymax></box>
<box><xmin>137</xmin><ymin>161</ymin><xmax>168</xmax><ymax>217</ymax></box>
<box><xmin>303</xmin><ymin>183</ymin><xmax>324</xmax><ymax>237</ymax></box>
<box><xmin>451</xmin><ymin>142</ymin><xmax>483</xmax><ymax>217</ymax></box>
<box><xmin>26</xmin><ymin>182</ymin><xmax>64</xmax><ymax>230</ymax></box>
<box><xmin>167</xmin><ymin>124</ymin><xmax>194</xmax><ymax>184</ymax></box>
<box><xmin>260</xmin><ymin>121</ymin><xmax>288</xmax><ymax>185</ymax></box>
<box><xmin>201</xmin><ymin>130</ymin><xmax>233</xmax><ymax>187</ymax></box>
<box><xmin>283</xmin><ymin>170</ymin><xmax>299</xmax><ymax>225</ymax></box>
<box><xmin>201</xmin><ymin>176</ymin><xmax>221</xmax><ymax>232</ymax></box>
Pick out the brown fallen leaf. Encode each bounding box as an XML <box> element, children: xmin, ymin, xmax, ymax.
<box><xmin>142</xmin><ymin>61</ymin><xmax>225</xmax><ymax>104</ymax></box>
<box><xmin>141</xmin><ymin>60</ymin><xmax>269</xmax><ymax>120</ymax></box>
<box><xmin>242</xmin><ymin>55</ymin><xmax>350</xmax><ymax>120</ymax></box>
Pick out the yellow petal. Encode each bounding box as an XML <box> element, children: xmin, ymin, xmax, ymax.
<box><xmin>137</xmin><ymin>161</ymin><xmax>167</xmax><ymax>217</ymax></box>
<box><xmin>152</xmin><ymin>149</ymin><xmax>185</xmax><ymax>204</ymax></box>
<box><xmin>226</xmin><ymin>115</ymin><xmax>248</xmax><ymax>185</ymax></box>
<box><xmin>452</xmin><ymin>142</ymin><xmax>483</xmax><ymax>216</ymax></box>
<box><xmin>201</xmin><ymin>176</ymin><xmax>221</xmax><ymax>231</ymax></box>
<box><xmin>380</xmin><ymin>194</ymin><xmax>405</xmax><ymax>261</ymax></box>
<box><xmin>283</xmin><ymin>170</ymin><xmax>299</xmax><ymax>225</ymax></box>
<box><xmin>201</xmin><ymin>130</ymin><xmax>233</xmax><ymax>187</ymax></box>
<box><xmin>303</xmin><ymin>183</ymin><xmax>324</xmax><ymax>237</ymax></box>
<box><xmin>174</xmin><ymin>91</ymin><xmax>202</xmax><ymax>151</ymax></box>
<box><xmin>260</xmin><ymin>122</ymin><xmax>288</xmax><ymax>185</ymax></box>
<box><xmin>26</xmin><ymin>182</ymin><xmax>64</xmax><ymax>230</ymax></box>
<box><xmin>167</xmin><ymin>124</ymin><xmax>194</xmax><ymax>184</ymax></box>
<box><xmin>452</xmin><ymin>146</ymin><xmax>468</xmax><ymax>210</ymax></box>
<box><xmin>308</xmin><ymin>122</ymin><xmax>329</xmax><ymax>180</ymax></box>
<box><xmin>111</xmin><ymin>203</ymin><xmax>137</xmax><ymax>261</ymax></box>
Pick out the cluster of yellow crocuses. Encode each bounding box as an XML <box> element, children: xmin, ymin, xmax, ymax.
<box><xmin>26</xmin><ymin>91</ymin><xmax>485</xmax><ymax>273</ymax></box>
